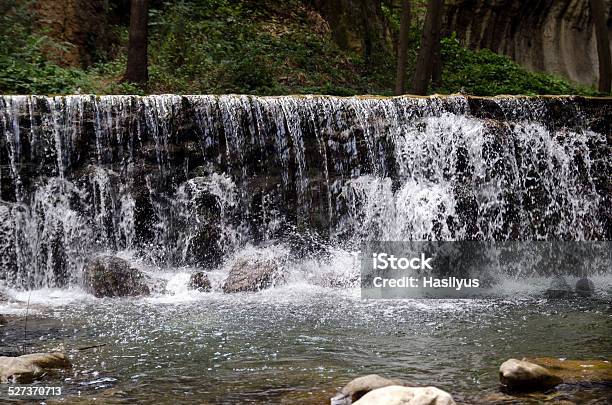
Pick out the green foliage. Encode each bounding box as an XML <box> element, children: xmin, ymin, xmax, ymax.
<box><xmin>0</xmin><ymin>1</ymin><xmax>602</xmax><ymax>96</ymax></box>
<box><xmin>142</xmin><ymin>0</ymin><xmax>378</xmax><ymax>95</ymax></box>
<box><xmin>437</xmin><ymin>34</ymin><xmax>598</xmax><ymax>96</ymax></box>
<box><xmin>0</xmin><ymin>0</ymin><xmax>92</xmax><ymax>94</ymax></box>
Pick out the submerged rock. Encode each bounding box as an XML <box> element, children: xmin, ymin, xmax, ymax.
<box><xmin>188</xmin><ymin>271</ymin><xmax>212</xmax><ymax>292</ymax></box>
<box><xmin>575</xmin><ymin>277</ymin><xmax>595</xmax><ymax>296</ymax></box>
<box><xmin>0</xmin><ymin>352</ymin><xmax>71</xmax><ymax>383</ymax></box>
<box><xmin>222</xmin><ymin>258</ymin><xmax>284</xmax><ymax>293</ymax></box>
<box><xmin>545</xmin><ymin>276</ymin><xmax>573</xmax><ymax>299</ymax></box>
<box><xmin>525</xmin><ymin>357</ymin><xmax>612</xmax><ymax>384</ymax></box>
<box><xmin>331</xmin><ymin>374</ymin><xmax>408</xmax><ymax>404</ymax></box>
<box><xmin>352</xmin><ymin>386</ymin><xmax>456</xmax><ymax>405</ymax></box>
<box><xmin>499</xmin><ymin>358</ymin><xmax>563</xmax><ymax>391</ymax></box>
<box><xmin>82</xmin><ymin>256</ymin><xmax>151</xmax><ymax>298</ymax></box>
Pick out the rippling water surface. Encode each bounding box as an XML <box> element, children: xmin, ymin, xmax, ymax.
<box><xmin>2</xmin><ymin>283</ymin><xmax>610</xmax><ymax>404</ymax></box>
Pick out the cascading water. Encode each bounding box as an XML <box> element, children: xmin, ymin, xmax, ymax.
<box><xmin>0</xmin><ymin>95</ymin><xmax>610</xmax><ymax>289</ymax></box>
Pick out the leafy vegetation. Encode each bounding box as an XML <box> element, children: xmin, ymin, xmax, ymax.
<box><xmin>437</xmin><ymin>35</ymin><xmax>598</xmax><ymax>96</ymax></box>
<box><xmin>0</xmin><ymin>1</ymin><xmax>85</xmax><ymax>94</ymax></box>
<box><xmin>0</xmin><ymin>0</ymin><xmax>603</xmax><ymax>96</ymax></box>
<box><xmin>143</xmin><ymin>0</ymin><xmax>380</xmax><ymax>95</ymax></box>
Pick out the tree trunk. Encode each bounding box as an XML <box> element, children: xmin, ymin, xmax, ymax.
<box><xmin>394</xmin><ymin>0</ymin><xmax>412</xmax><ymax>95</ymax></box>
<box><xmin>590</xmin><ymin>0</ymin><xmax>611</xmax><ymax>93</ymax></box>
<box><xmin>358</xmin><ymin>0</ymin><xmax>388</xmax><ymax>71</ymax></box>
<box><xmin>410</xmin><ymin>0</ymin><xmax>444</xmax><ymax>95</ymax></box>
<box><xmin>431</xmin><ymin>24</ymin><xmax>442</xmax><ymax>90</ymax></box>
<box><xmin>311</xmin><ymin>0</ymin><xmax>349</xmax><ymax>49</ymax></box>
<box><xmin>360</xmin><ymin>0</ymin><xmax>374</xmax><ymax>68</ymax></box>
<box><xmin>123</xmin><ymin>0</ymin><xmax>149</xmax><ymax>84</ymax></box>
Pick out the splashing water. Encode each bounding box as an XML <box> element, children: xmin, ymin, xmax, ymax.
<box><xmin>0</xmin><ymin>95</ymin><xmax>609</xmax><ymax>289</ymax></box>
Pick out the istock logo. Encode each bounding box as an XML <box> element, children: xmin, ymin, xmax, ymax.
<box><xmin>372</xmin><ymin>252</ymin><xmax>433</xmax><ymax>270</ymax></box>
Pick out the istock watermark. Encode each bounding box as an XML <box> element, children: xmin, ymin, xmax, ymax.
<box><xmin>361</xmin><ymin>241</ymin><xmax>611</xmax><ymax>299</ymax></box>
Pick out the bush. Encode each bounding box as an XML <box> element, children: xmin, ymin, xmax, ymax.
<box><xmin>0</xmin><ymin>0</ymin><xmax>95</xmax><ymax>94</ymax></box>
<box><xmin>141</xmin><ymin>0</ymin><xmax>372</xmax><ymax>95</ymax></box>
<box><xmin>0</xmin><ymin>0</ymin><xmax>91</xmax><ymax>94</ymax></box>
<box><xmin>438</xmin><ymin>34</ymin><xmax>598</xmax><ymax>96</ymax></box>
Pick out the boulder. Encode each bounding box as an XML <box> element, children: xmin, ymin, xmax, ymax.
<box><xmin>173</xmin><ymin>176</ymin><xmax>232</xmax><ymax>268</ymax></box>
<box><xmin>0</xmin><ymin>288</ymin><xmax>9</xmax><ymax>302</ymax></box>
<box><xmin>545</xmin><ymin>276</ymin><xmax>573</xmax><ymax>299</ymax></box>
<box><xmin>82</xmin><ymin>256</ymin><xmax>151</xmax><ymax>298</ymax></box>
<box><xmin>331</xmin><ymin>374</ymin><xmax>408</xmax><ymax>404</ymax></box>
<box><xmin>575</xmin><ymin>277</ymin><xmax>595</xmax><ymax>297</ymax></box>
<box><xmin>311</xmin><ymin>271</ymin><xmax>360</xmax><ymax>289</ymax></box>
<box><xmin>352</xmin><ymin>386</ymin><xmax>456</xmax><ymax>405</ymax></box>
<box><xmin>188</xmin><ymin>271</ymin><xmax>212</xmax><ymax>292</ymax></box>
<box><xmin>0</xmin><ymin>352</ymin><xmax>72</xmax><ymax>383</ymax></box>
<box><xmin>499</xmin><ymin>359</ymin><xmax>563</xmax><ymax>391</ymax></box>
<box><xmin>222</xmin><ymin>258</ymin><xmax>284</xmax><ymax>293</ymax></box>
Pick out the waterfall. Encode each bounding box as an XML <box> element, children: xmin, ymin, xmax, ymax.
<box><xmin>0</xmin><ymin>95</ymin><xmax>609</xmax><ymax>288</ymax></box>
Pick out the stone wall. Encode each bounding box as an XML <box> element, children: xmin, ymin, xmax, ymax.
<box><xmin>445</xmin><ymin>0</ymin><xmax>612</xmax><ymax>86</ymax></box>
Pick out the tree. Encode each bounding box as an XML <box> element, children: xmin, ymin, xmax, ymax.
<box><xmin>312</xmin><ymin>0</ymin><xmax>389</xmax><ymax>72</ymax></box>
<box><xmin>394</xmin><ymin>0</ymin><xmax>412</xmax><ymax>95</ymax></box>
<box><xmin>431</xmin><ymin>23</ymin><xmax>442</xmax><ymax>89</ymax></box>
<box><xmin>410</xmin><ymin>0</ymin><xmax>444</xmax><ymax>95</ymax></box>
<box><xmin>359</xmin><ymin>0</ymin><xmax>388</xmax><ymax>71</ymax></box>
<box><xmin>590</xmin><ymin>0</ymin><xmax>611</xmax><ymax>93</ymax></box>
<box><xmin>123</xmin><ymin>0</ymin><xmax>149</xmax><ymax>84</ymax></box>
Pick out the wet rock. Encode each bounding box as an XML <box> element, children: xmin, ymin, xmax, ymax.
<box><xmin>173</xmin><ymin>176</ymin><xmax>231</xmax><ymax>268</ymax></box>
<box><xmin>545</xmin><ymin>276</ymin><xmax>573</xmax><ymax>299</ymax></box>
<box><xmin>352</xmin><ymin>386</ymin><xmax>456</xmax><ymax>405</ymax></box>
<box><xmin>525</xmin><ymin>357</ymin><xmax>612</xmax><ymax>384</ymax></box>
<box><xmin>575</xmin><ymin>278</ymin><xmax>595</xmax><ymax>297</ymax></box>
<box><xmin>222</xmin><ymin>258</ymin><xmax>284</xmax><ymax>293</ymax></box>
<box><xmin>311</xmin><ymin>271</ymin><xmax>360</xmax><ymax>289</ymax></box>
<box><xmin>0</xmin><ymin>315</ymin><xmax>6</xmax><ymax>326</ymax></box>
<box><xmin>148</xmin><ymin>277</ymin><xmax>169</xmax><ymax>295</ymax></box>
<box><xmin>499</xmin><ymin>359</ymin><xmax>563</xmax><ymax>391</ymax></box>
<box><xmin>0</xmin><ymin>204</ymin><xmax>17</xmax><ymax>279</ymax></box>
<box><xmin>188</xmin><ymin>271</ymin><xmax>211</xmax><ymax>292</ymax></box>
<box><xmin>0</xmin><ymin>352</ymin><xmax>71</xmax><ymax>383</ymax></box>
<box><xmin>82</xmin><ymin>256</ymin><xmax>150</xmax><ymax>298</ymax></box>
<box><xmin>331</xmin><ymin>374</ymin><xmax>408</xmax><ymax>404</ymax></box>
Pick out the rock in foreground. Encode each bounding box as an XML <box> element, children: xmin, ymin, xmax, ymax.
<box><xmin>82</xmin><ymin>256</ymin><xmax>151</xmax><ymax>298</ymax></box>
<box><xmin>222</xmin><ymin>258</ymin><xmax>284</xmax><ymax>293</ymax></box>
<box><xmin>499</xmin><ymin>358</ymin><xmax>563</xmax><ymax>391</ymax></box>
<box><xmin>575</xmin><ymin>277</ymin><xmax>595</xmax><ymax>296</ymax></box>
<box><xmin>352</xmin><ymin>386</ymin><xmax>456</xmax><ymax>405</ymax></box>
<box><xmin>545</xmin><ymin>276</ymin><xmax>573</xmax><ymax>299</ymax></box>
<box><xmin>188</xmin><ymin>271</ymin><xmax>212</xmax><ymax>292</ymax></box>
<box><xmin>0</xmin><ymin>287</ymin><xmax>12</xmax><ymax>302</ymax></box>
<box><xmin>0</xmin><ymin>352</ymin><xmax>71</xmax><ymax>383</ymax></box>
<box><xmin>331</xmin><ymin>374</ymin><xmax>408</xmax><ymax>404</ymax></box>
